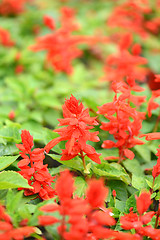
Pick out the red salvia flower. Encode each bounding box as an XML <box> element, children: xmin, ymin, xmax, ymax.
<box><xmin>98</xmin><ymin>93</ymin><xmax>145</xmax><ymax>162</ymax></box>
<box><xmin>39</xmin><ymin>170</ymin><xmax>118</xmax><ymax>240</ymax></box>
<box><xmin>136</xmin><ymin>191</ymin><xmax>151</xmax><ymax>215</ymax></box>
<box><xmin>102</xmin><ymin>33</ymin><xmax>148</xmax><ymax>95</ymax></box>
<box><xmin>31</xmin><ymin>8</ymin><xmax>108</xmax><ymax>74</ymax></box>
<box><xmin>0</xmin><ymin>204</ymin><xmax>36</xmax><ymax>240</ymax></box>
<box><xmin>120</xmin><ymin>191</ymin><xmax>156</xmax><ymax>239</ymax></box>
<box><xmin>107</xmin><ymin>0</ymin><xmax>151</xmax><ymax>38</ymax></box>
<box><xmin>44</xmin><ymin>95</ymin><xmax>101</xmax><ymax>170</ymax></box>
<box><xmin>147</xmin><ymin>89</ymin><xmax>160</xmax><ymax>117</ymax></box>
<box><xmin>16</xmin><ymin>130</ymin><xmax>56</xmax><ymax>200</ymax></box>
<box><xmin>0</xmin><ymin>0</ymin><xmax>32</xmax><ymax>16</ymax></box>
<box><xmin>43</xmin><ymin>15</ymin><xmax>55</xmax><ymax>30</ymax></box>
<box><xmin>0</xmin><ymin>27</ymin><xmax>15</xmax><ymax>47</ymax></box>
<box><xmin>8</xmin><ymin>110</ymin><xmax>15</xmax><ymax>120</ymax></box>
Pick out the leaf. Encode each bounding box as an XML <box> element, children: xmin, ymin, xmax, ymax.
<box><xmin>49</xmin><ymin>154</ymin><xmax>84</xmax><ymax>172</ymax></box>
<box><xmin>109</xmin><ymin>207</ymin><xmax>120</xmax><ymax>218</ymax></box>
<box><xmin>147</xmin><ymin>143</ymin><xmax>159</xmax><ymax>155</ymax></box>
<box><xmin>134</xmin><ymin>145</ymin><xmax>151</xmax><ymax>162</ymax></box>
<box><xmin>132</xmin><ymin>175</ymin><xmax>148</xmax><ymax>190</ymax></box>
<box><xmin>0</xmin><ymin>171</ymin><xmax>32</xmax><ymax>189</ymax></box>
<box><xmin>49</xmin><ymin>166</ymin><xmax>66</xmax><ymax>176</ymax></box>
<box><xmin>107</xmin><ymin>180</ymin><xmax>128</xmax><ymax>201</ymax></box>
<box><xmin>115</xmin><ymin>199</ymin><xmax>126</xmax><ymax>212</ymax></box>
<box><xmin>124</xmin><ymin>193</ymin><xmax>137</xmax><ymax>213</ymax></box>
<box><xmin>141</xmin><ymin>161</ymin><xmax>157</xmax><ymax>171</ymax></box>
<box><xmin>123</xmin><ymin>159</ymin><xmax>144</xmax><ymax>176</ymax></box>
<box><xmin>0</xmin><ymin>189</ymin><xmax>8</xmax><ymax>201</ymax></box>
<box><xmin>145</xmin><ymin>175</ymin><xmax>154</xmax><ymax>189</ymax></box>
<box><xmin>0</xmin><ymin>155</ymin><xmax>19</xmax><ymax>171</ymax></box>
<box><xmin>0</xmin><ymin>123</ymin><xmax>21</xmax><ymax>142</ymax></box>
<box><xmin>74</xmin><ymin>177</ymin><xmax>87</xmax><ymax>197</ymax></box>
<box><xmin>153</xmin><ymin>175</ymin><xmax>160</xmax><ymax>191</ymax></box>
<box><xmin>6</xmin><ymin>190</ymin><xmax>23</xmax><ymax>214</ymax></box>
<box><xmin>0</xmin><ymin>142</ymin><xmax>19</xmax><ymax>156</ymax></box>
<box><xmin>92</xmin><ymin>162</ymin><xmax>131</xmax><ymax>185</ymax></box>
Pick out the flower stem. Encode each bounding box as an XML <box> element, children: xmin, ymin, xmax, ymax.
<box><xmin>80</xmin><ymin>150</ymin><xmax>86</xmax><ymax>172</ymax></box>
<box><xmin>155</xmin><ymin>200</ymin><xmax>160</xmax><ymax>228</ymax></box>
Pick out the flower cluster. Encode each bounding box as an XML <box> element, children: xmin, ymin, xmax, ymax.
<box><xmin>39</xmin><ymin>170</ymin><xmax>160</xmax><ymax>240</ymax></box>
<box><xmin>107</xmin><ymin>0</ymin><xmax>160</xmax><ymax>37</ymax></box>
<box><xmin>98</xmin><ymin>92</ymin><xmax>145</xmax><ymax>162</ymax></box>
<box><xmin>39</xmin><ymin>170</ymin><xmax>140</xmax><ymax>240</ymax></box>
<box><xmin>0</xmin><ymin>204</ymin><xmax>35</xmax><ymax>240</ymax></box>
<box><xmin>0</xmin><ymin>0</ymin><xmax>32</xmax><ymax>16</ymax></box>
<box><xmin>102</xmin><ymin>33</ymin><xmax>148</xmax><ymax>90</ymax></box>
<box><xmin>120</xmin><ymin>191</ymin><xmax>160</xmax><ymax>240</ymax></box>
<box><xmin>98</xmin><ymin>29</ymin><xmax>148</xmax><ymax>163</ymax></box>
<box><xmin>44</xmin><ymin>95</ymin><xmax>101</xmax><ymax>169</ymax></box>
<box><xmin>16</xmin><ymin>130</ymin><xmax>56</xmax><ymax>200</ymax></box>
<box><xmin>31</xmin><ymin>7</ymin><xmax>108</xmax><ymax>74</ymax></box>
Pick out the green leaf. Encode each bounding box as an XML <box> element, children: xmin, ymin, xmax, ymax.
<box><xmin>74</xmin><ymin>177</ymin><xmax>87</xmax><ymax>197</ymax></box>
<box><xmin>124</xmin><ymin>193</ymin><xmax>137</xmax><ymax>213</ymax></box>
<box><xmin>0</xmin><ymin>142</ymin><xmax>19</xmax><ymax>156</ymax></box>
<box><xmin>49</xmin><ymin>154</ymin><xmax>84</xmax><ymax>172</ymax></box>
<box><xmin>155</xmin><ymin>191</ymin><xmax>160</xmax><ymax>200</ymax></box>
<box><xmin>153</xmin><ymin>175</ymin><xmax>160</xmax><ymax>191</ymax></box>
<box><xmin>132</xmin><ymin>175</ymin><xmax>148</xmax><ymax>190</ymax></box>
<box><xmin>123</xmin><ymin>159</ymin><xmax>144</xmax><ymax>176</ymax></box>
<box><xmin>115</xmin><ymin>199</ymin><xmax>126</xmax><ymax>212</ymax></box>
<box><xmin>109</xmin><ymin>207</ymin><xmax>120</xmax><ymax>218</ymax></box>
<box><xmin>0</xmin><ymin>171</ymin><xmax>32</xmax><ymax>189</ymax></box>
<box><xmin>49</xmin><ymin>166</ymin><xmax>66</xmax><ymax>176</ymax></box>
<box><xmin>92</xmin><ymin>162</ymin><xmax>131</xmax><ymax>185</ymax></box>
<box><xmin>134</xmin><ymin>145</ymin><xmax>151</xmax><ymax>162</ymax></box>
<box><xmin>0</xmin><ymin>155</ymin><xmax>19</xmax><ymax>171</ymax></box>
<box><xmin>151</xmin><ymin>192</ymin><xmax>156</xmax><ymax>199</ymax></box>
<box><xmin>107</xmin><ymin>180</ymin><xmax>128</xmax><ymax>201</ymax></box>
<box><xmin>0</xmin><ymin>123</ymin><xmax>21</xmax><ymax>142</ymax></box>
<box><xmin>6</xmin><ymin>190</ymin><xmax>23</xmax><ymax>214</ymax></box>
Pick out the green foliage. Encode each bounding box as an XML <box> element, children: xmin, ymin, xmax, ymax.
<box><xmin>92</xmin><ymin>162</ymin><xmax>131</xmax><ymax>184</ymax></box>
<box><xmin>74</xmin><ymin>176</ymin><xmax>88</xmax><ymax>197</ymax></box>
<box><xmin>0</xmin><ymin>171</ymin><xmax>32</xmax><ymax>189</ymax></box>
<box><xmin>0</xmin><ymin>0</ymin><xmax>160</xmax><ymax>238</ymax></box>
<box><xmin>0</xmin><ymin>155</ymin><xmax>19</xmax><ymax>171</ymax></box>
<box><xmin>132</xmin><ymin>175</ymin><xmax>148</xmax><ymax>190</ymax></box>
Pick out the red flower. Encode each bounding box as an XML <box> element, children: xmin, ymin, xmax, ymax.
<box><xmin>0</xmin><ymin>27</ymin><xmax>14</xmax><ymax>47</ymax></box>
<box><xmin>45</xmin><ymin>95</ymin><xmax>101</xmax><ymax>170</ymax></box>
<box><xmin>147</xmin><ymin>89</ymin><xmax>160</xmax><ymax>117</ymax></box>
<box><xmin>86</xmin><ymin>179</ymin><xmax>108</xmax><ymax>208</ymax></box>
<box><xmin>15</xmin><ymin>65</ymin><xmax>24</xmax><ymax>74</ymax></box>
<box><xmin>98</xmin><ymin>93</ymin><xmax>145</xmax><ymax>162</ymax></box>
<box><xmin>120</xmin><ymin>192</ymin><xmax>156</xmax><ymax>239</ymax></box>
<box><xmin>31</xmin><ymin>8</ymin><xmax>108</xmax><ymax>74</ymax></box>
<box><xmin>0</xmin><ymin>204</ymin><xmax>35</xmax><ymax>240</ymax></box>
<box><xmin>43</xmin><ymin>15</ymin><xmax>55</xmax><ymax>30</ymax></box>
<box><xmin>0</xmin><ymin>0</ymin><xmax>32</xmax><ymax>16</ymax></box>
<box><xmin>16</xmin><ymin>130</ymin><xmax>56</xmax><ymax>200</ymax></box>
<box><xmin>39</xmin><ymin>170</ymin><xmax>117</xmax><ymax>240</ymax></box>
<box><xmin>8</xmin><ymin>110</ymin><xmax>15</xmax><ymax>120</ymax></box>
<box><xmin>136</xmin><ymin>191</ymin><xmax>151</xmax><ymax>215</ymax></box>
<box><xmin>140</xmin><ymin>132</ymin><xmax>160</xmax><ymax>140</ymax></box>
<box><xmin>107</xmin><ymin>1</ymin><xmax>151</xmax><ymax>38</ymax></box>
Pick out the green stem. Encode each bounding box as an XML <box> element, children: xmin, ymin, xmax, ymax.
<box><xmin>80</xmin><ymin>150</ymin><xmax>86</xmax><ymax>172</ymax></box>
<box><xmin>153</xmin><ymin>107</ymin><xmax>160</xmax><ymax>133</ymax></box>
<box><xmin>155</xmin><ymin>201</ymin><xmax>160</xmax><ymax>229</ymax></box>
